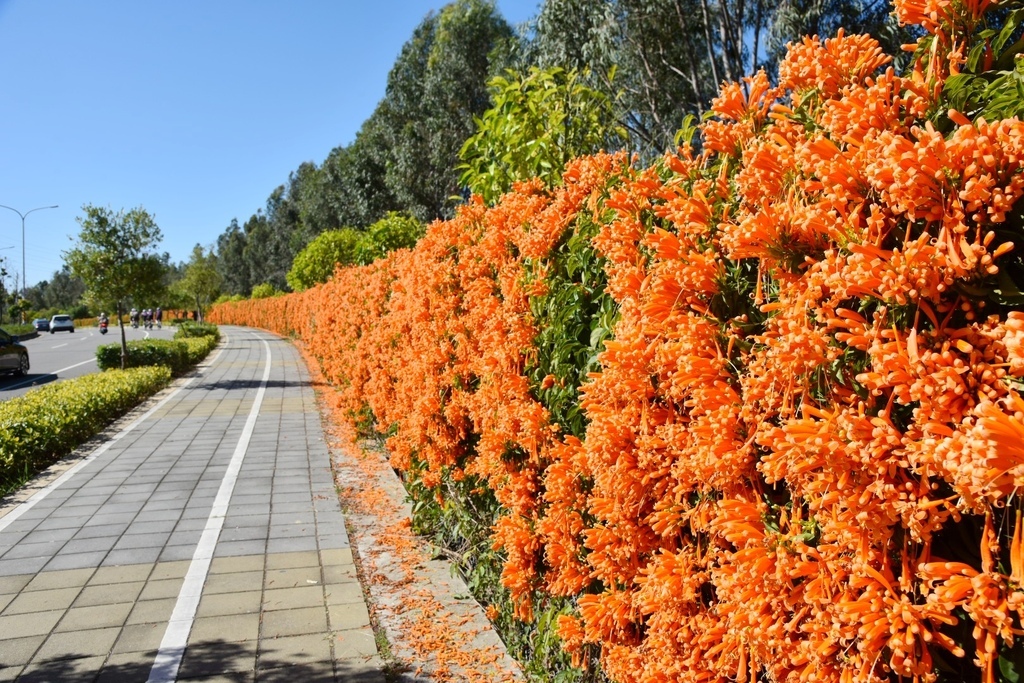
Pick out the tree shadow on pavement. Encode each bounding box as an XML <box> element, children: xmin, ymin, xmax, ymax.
<box><xmin>10</xmin><ymin>638</ymin><xmax>384</xmax><ymax>683</ymax></box>
<box><xmin>198</xmin><ymin>379</ymin><xmax>316</xmax><ymax>392</ymax></box>
<box><xmin>0</xmin><ymin>373</ymin><xmax>57</xmax><ymax>392</ymax></box>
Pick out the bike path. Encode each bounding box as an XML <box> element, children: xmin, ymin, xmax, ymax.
<box><xmin>0</xmin><ymin>327</ymin><xmax>384</xmax><ymax>682</ymax></box>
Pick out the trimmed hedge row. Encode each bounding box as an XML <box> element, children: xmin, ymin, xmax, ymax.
<box><xmin>96</xmin><ymin>324</ymin><xmax>220</xmax><ymax>375</ymax></box>
<box><xmin>96</xmin><ymin>340</ymin><xmax>190</xmax><ymax>375</ymax></box>
<box><xmin>175</xmin><ymin>322</ymin><xmax>220</xmax><ymax>341</ymax></box>
<box><xmin>0</xmin><ymin>366</ymin><xmax>172</xmax><ymax>492</ymax></box>
<box><xmin>182</xmin><ymin>335</ymin><xmax>218</xmax><ymax>364</ymax></box>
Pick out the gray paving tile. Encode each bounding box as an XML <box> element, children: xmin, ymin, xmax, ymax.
<box><xmin>0</xmin><ymin>635</ymin><xmax>44</xmax><ymax>668</ymax></box>
<box><xmin>88</xmin><ymin>564</ymin><xmax>152</xmax><ymax>586</ymax></box>
<box><xmin>267</xmin><ymin>537</ymin><xmax>318</xmax><ymax>554</ymax></box>
<box><xmin>84</xmin><ymin>512</ymin><xmax>137</xmax><ymax>527</ymax></box>
<box><xmin>133</xmin><ymin>509</ymin><xmax>182</xmax><ymax>523</ymax></box>
<box><xmin>72</xmin><ymin>523</ymin><xmax>130</xmax><ymax>540</ymax></box>
<box><xmin>0</xmin><ymin>557</ymin><xmax>45</xmax><ymax>577</ymax></box>
<box><xmin>159</xmin><ymin>545</ymin><xmax>198</xmax><ymax>562</ymax></box>
<box><xmin>104</xmin><ymin>547</ymin><xmax>161</xmax><ymax>565</ymax></box>
<box><xmin>19</xmin><ymin>528</ymin><xmax>78</xmax><ymax>544</ymax></box>
<box><xmin>0</xmin><ymin>541</ymin><xmax>61</xmax><ymax>560</ymax></box>
<box><xmin>225</xmin><ymin>514</ymin><xmax>270</xmax><ymax>528</ymax></box>
<box><xmin>0</xmin><ymin>609</ymin><xmax>64</xmax><ymax>639</ymax></box>
<box><xmin>32</xmin><ymin>517</ymin><xmax>83</xmax><ymax>531</ymax></box>
<box><xmin>34</xmin><ymin>627</ymin><xmax>121</xmax><ymax>662</ymax></box>
<box><xmin>256</xmin><ymin>633</ymin><xmax>333</xmax><ymax>670</ymax></box>
<box><xmin>125</xmin><ymin>597</ymin><xmax>176</xmax><ymax>625</ymax></box>
<box><xmin>0</xmin><ymin>574</ymin><xmax>32</xmax><ymax>595</ymax></box>
<box><xmin>4</xmin><ymin>587</ymin><xmax>80</xmax><ymax>615</ymax></box>
<box><xmin>55</xmin><ymin>602</ymin><xmax>133</xmax><ymax>632</ymax></box>
<box><xmin>111</xmin><ymin>622</ymin><xmax>166</xmax><ymax>654</ymax></box>
<box><xmin>74</xmin><ymin>581</ymin><xmax>145</xmax><ymax>607</ymax></box>
<box><xmin>44</xmin><ymin>550</ymin><xmax>110</xmax><ymax>572</ymax></box>
<box><xmin>61</xmin><ymin>536</ymin><xmax>118</xmax><ymax>554</ymax></box>
<box><xmin>114</xmin><ymin>532</ymin><xmax>171</xmax><ymax>550</ymax></box>
<box><xmin>216</xmin><ymin>540</ymin><xmax>267</xmax><ymax>557</ymax></box>
<box><xmin>127</xmin><ymin>520</ymin><xmax>177</xmax><ymax>535</ymax></box>
<box><xmin>221</xmin><ymin>527</ymin><xmax>267</xmax><ymax>542</ymax></box>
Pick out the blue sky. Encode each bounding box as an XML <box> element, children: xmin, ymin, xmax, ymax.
<box><xmin>0</xmin><ymin>0</ymin><xmax>539</xmax><ymax>290</ymax></box>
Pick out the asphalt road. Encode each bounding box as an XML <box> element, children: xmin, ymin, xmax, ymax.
<box><xmin>0</xmin><ymin>324</ymin><xmax>179</xmax><ymax>401</ymax></box>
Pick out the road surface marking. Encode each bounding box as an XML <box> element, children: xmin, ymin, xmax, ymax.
<box><xmin>148</xmin><ymin>336</ymin><xmax>271</xmax><ymax>683</ymax></box>
<box><xmin>3</xmin><ymin>358</ymin><xmax>97</xmax><ymax>392</ymax></box>
<box><xmin>51</xmin><ymin>343</ymin><xmax>68</xmax><ymax>349</ymax></box>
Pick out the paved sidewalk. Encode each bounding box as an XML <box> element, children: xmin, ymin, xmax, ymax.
<box><xmin>0</xmin><ymin>327</ymin><xmax>384</xmax><ymax>682</ymax></box>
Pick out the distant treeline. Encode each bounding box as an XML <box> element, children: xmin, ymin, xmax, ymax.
<box><xmin>213</xmin><ymin>0</ymin><xmax>908</xmax><ymax>296</ymax></box>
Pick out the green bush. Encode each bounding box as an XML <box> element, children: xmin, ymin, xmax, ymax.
<box><xmin>250</xmin><ymin>283</ymin><xmax>283</xmax><ymax>299</ymax></box>
<box><xmin>96</xmin><ymin>339</ymin><xmax>190</xmax><ymax>375</ymax></box>
<box><xmin>287</xmin><ymin>228</ymin><xmax>362</xmax><ymax>292</ymax></box>
<box><xmin>353</xmin><ymin>212</ymin><xmax>423</xmax><ymax>265</ymax></box>
<box><xmin>174</xmin><ymin>322</ymin><xmax>220</xmax><ymax>341</ymax></box>
<box><xmin>1</xmin><ymin>324</ymin><xmax>36</xmax><ymax>338</ymax></box>
<box><xmin>182</xmin><ymin>335</ymin><xmax>218</xmax><ymax>364</ymax></box>
<box><xmin>0</xmin><ymin>366</ymin><xmax>171</xmax><ymax>494</ymax></box>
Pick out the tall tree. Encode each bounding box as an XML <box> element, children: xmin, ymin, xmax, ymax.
<box><xmin>522</xmin><ymin>0</ymin><xmax>903</xmax><ymax>156</ymax></box>
<box><xmin>174</xmin><ymin>245</ymin><xmax>222</xmax><ymax>322</ymax></box>
<box><xmin>376</xmin><ymin>0</ymin><xmax>517</xmax><ymax>220</ymax></box>
<box><xmin>765</xmin><ymin>0</ymin><xmax>910</xmax><ymax>71</ymax></box>
<box><xmin>64</xmin><ymin>205</ymin><xmax>166</xmax><ymax>367</ymax></box>
<box><xmin>216</xmin><ymin>219</ymin><xmax>250</xmax><ymax>296</ymax></box>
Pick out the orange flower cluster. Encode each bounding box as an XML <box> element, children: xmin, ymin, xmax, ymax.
<box><xmin>212</xmin><ymin>3</ymin><xmax>1024</xmax><ymax>680</ymax></box>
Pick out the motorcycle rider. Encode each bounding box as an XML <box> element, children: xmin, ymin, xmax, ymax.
<box><xmin>130</xmin><ymin>308</ymin><xmax>139</xmax><ymax>328</ymax></box>
<box><xmin>98</xmin><ymin>312</ymin><xmax>109</xmax><ymax>334</ymax></box>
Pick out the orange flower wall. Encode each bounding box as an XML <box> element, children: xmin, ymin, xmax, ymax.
<box><xmin>212</xmin><ymin>4</ymin><xmax>1024</xmax><ymax>680</ymax></box>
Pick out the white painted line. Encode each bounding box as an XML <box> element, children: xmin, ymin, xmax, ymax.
<box><xmin>51</xmin><ymin>343</ymin><xmax>68</xmax><ymax>349</ymax></box>
<box><xmin>148</xmin><ymin>337</ymin><xmax>271</xmax><ymax>683</ymax></box>
<box><xmin>0</xmin><ymin>344</ymin><xmax>228</xmax><ymax>531</ymax></box>
<box><xmin>3</xmin><ymin>358</ymin><xmax>97</xmax><ymax>392</ymax></box>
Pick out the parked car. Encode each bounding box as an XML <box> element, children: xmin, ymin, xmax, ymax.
<box><xmin>0</xmin><ymin>329</ymin><xmax>29</xmax><ymax>375</ymax></box>
<box><xmin>49</xmin><ymin>314</ymin><xmax>75</xmax><ymax>333</ymax></box>
<box><xmin>32</xmin><ymin>318</ymin><xmax>49</xmax><ymax>332</ymax></box>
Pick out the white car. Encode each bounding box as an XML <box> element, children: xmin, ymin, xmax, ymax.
<box><xmin>49</xmin><ymin>314</ymin><xmax>75</xmax><ymax>333</ymax></box>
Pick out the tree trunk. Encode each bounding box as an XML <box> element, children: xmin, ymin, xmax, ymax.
<box><xmin>699</xmin><ymin>0</ymin><xmax>721</xmax><ymax>87</ymax></box>
<box><xmin>118</xmin><ymin>301</ymin><xmax>127</xmax><ymax>370</ymax></box>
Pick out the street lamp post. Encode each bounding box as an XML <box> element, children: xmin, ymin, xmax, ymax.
<box><xmin>0</xmin><ymin>204</ymin><xmax>58</xmax><ymax>303</ymax></box>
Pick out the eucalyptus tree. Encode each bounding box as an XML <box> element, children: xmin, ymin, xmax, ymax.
<box><xmin>64</xmin><ymin>205</ymin><xmax>166</xmax><ymax>368</ymax></box>
<box><xmin>521</xmin><ymin>0</ymin><xmax>901</xmax><ymax>156</ymax></box>
<box><xmin>215</xmin><ymin>219</ymin><xmax>250</xmax><ymax>296</ymax></box>
<box><xmin>375</xmin><ymin>0</ymin><xmax>517</xmax><ymax>221</ymax></box>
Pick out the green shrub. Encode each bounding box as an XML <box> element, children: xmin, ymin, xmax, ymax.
<box><xmin>287</xmin><ymin>228</ymin><xmax>362</xmax><ymax>292</ymax></box>
<box><xmin>354</xmin><ymin>212</ymin><xmax>423</xmax><ymax>265</ymax></box>
<box><xmin>174</xmin><ymin>322</ymin><xmax>220</xmax><ymax>341</ymax></box>
<box><xmin>1</xmin><ymin>324</ymin><xmax>36</xmax><ymax>338</ymax></box>
<box><xmin>250</xmin><ymin>283</ymin><xmax>283</xmax><ymax>299</ymax></box>
<box><xmin>182</xmin><ymin>335</ymin><xmax>218</xmax><ymax>364</ymax></box>
<box><xmin>0</xmin><ymin>366</ymin><xmax>171</xmax><ymax>494</ymax></box>
<box><xmin>96</xmin><ymin>339</ymin><xmax>190</xmax><ymax>375</ymax></box>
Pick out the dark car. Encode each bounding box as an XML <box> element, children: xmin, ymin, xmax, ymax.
<box><xmin>32</xmin><ymin>318</ymin><xmax>49</xmax><ymax>332</ymax></box>
<box><xmin>0</xmin><ymin>329</ymin><xmax>29</xmax><ymax>376</ymax></box>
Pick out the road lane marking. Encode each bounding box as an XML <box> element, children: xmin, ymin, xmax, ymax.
<box><xmin>3</xmin><ymin>358</ymin><xmax>97</xmax><ymax>392</ymax></box>
<box><xmin>0</xmin><ymin>342</ymin><xmax>229</xmax><ymax>532</ymax></box>
<box><xmin>148</xmin><ymin>336</ymin><xmax>271</xmax><ymax>683</ymax></box>
<box><xmin>51</xmin><ymin>343</ymin><xmax>68</xmax><ymax>349</ymax></box>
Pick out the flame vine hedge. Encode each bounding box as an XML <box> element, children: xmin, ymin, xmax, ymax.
<box><xmin>212</xmin><ymin>3</ymin><xmax>1024</xmax><ymax>681</ymax></box>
